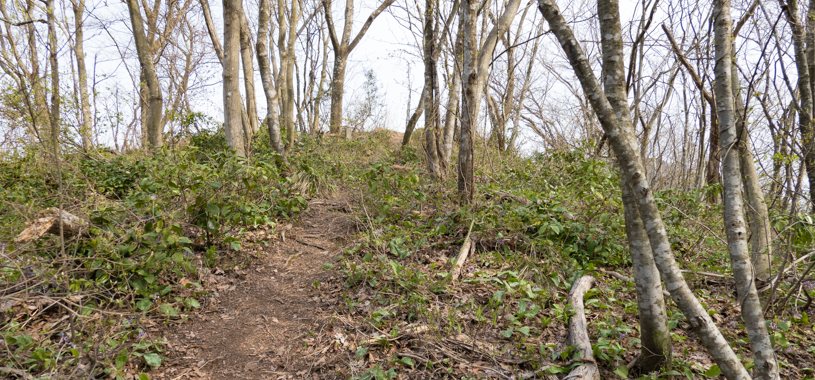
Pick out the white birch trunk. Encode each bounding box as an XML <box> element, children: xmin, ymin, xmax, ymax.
<box><xmin>537</xmin><ymin>0</ymin><xmax>750</xmax><ymax>377</ymax></box>
<box><xmin>596</xmin><ymin>0</ymin><xmax>671</xmax><ymax>372</ymax></box>
<box><xmin>712</xmin><ymin>0</ymin><xmax>779</xmax><ymax>377</ymax></box>
<box><xmin>223</xmin><ymin>0</ymin><xmax>246</xmax><ymax>157</ymax></box>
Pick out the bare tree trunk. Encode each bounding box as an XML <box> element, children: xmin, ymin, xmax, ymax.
<box><xmin>71</xmin><ymin>0</ymin><xmax>92</xmax><ymax>151</ymax></box>
<box><xmin>46</xmin><ymin>0</ymin><xmax>59</xmax><ymax>155</ymax></box>
<box><xmin>257</xmin><ymin>0</ymin><xmax>285</xmax><ymax>156</ymax></box>
<box><xmin>322</xmin><ymin>0</ymin><xmax>395</xmax><ymax>135</ymax></box>
<box><xmin>278</xmin><ymin>0</ymin><xmax>300</xmax><ymax>146</ymax></box>
<box><xmin>24</xmin><ymin>0</ymin><xmax>49</xmax><ymax>144</ymax></box>
<box><xmin>458</xmin><ymin>0</ymin><xmax>522</xmax><ymax>202</ymax></box>
<box><xmin>424</xmin><ymin>0</ymin><xmax>441</xmax><ymax>178</ymax></box>
<box><xmin>783</xmin><ymin>0</ymin><xmax>815</xmax><ymax>211</ymax></box>
<box><xmin>328</xmin><ymin>56</ymin><xmax>347</xmax><ymax>134</ymax></box>
<box><xmin>597</xmin><ymin>0</ymin><xmax>670</xmax><ymax>373</ymax></box>
<box><xmin>402</xmin><ymin>87</ymin><xmax>426</xmax><ymax>147</ymax></box>
<box><xmin>200</xmin><ymin>0</ymin><xmax>224</xmax><ymax>63</ymax></box>
<box><xmin>312</xmin><ymin>34</ymin><xmax>329</xmax><ymax>133</ymax></box>
<box><xmin>239</xmin><ymin>12</ymin><xmax>259</xmax><ymax>137</ymax></box>
<box><xmin>126</xmin><ymin>0</ymin><xmax>163</xmax><ymax>149</ymax></box>
<box><xmin>731</xmin><ymin>58</ymin><xmax>772</xmax><ymax>284</ymax></box>
<box><xmin>200</xmin><ymin>0</ymin><xmax>253</xmax><ymax>147</ymax></box>
<box><xmin>458</xmin><ymin>0</ymin><xmax>478</xmax><ymax>202</ymax></box>
<box><xmin>537</xmin><ymin>0</ymin><xmax>750</xmax><ymax>377</ymax></box>
<box><xmin>712</xmin><ymin>1</ymin><xmax>779</xmax><ymax>377</ymax></box>
<box><xmin>442</xmin><ymin>29</ymin><xmax>462</xmax><ymax>169</ymax></box>
<box><xmin>223</xmin><ymin>0</ymin><xmax>246</xmax><ymax>156</ymax></box>
<box><xmin>666</xmin><ymin>23</ymin><xmax>772</xmax><ymax>282</ymax></box>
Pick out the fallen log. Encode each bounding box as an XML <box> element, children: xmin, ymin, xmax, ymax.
<box><xmin>564</xmin><ymin>275</ymin><xmax>600</xmax><ymax>380</ymax></box>
<box><xmin>15</xmin><ymin>208</ymin><xmax>88</xmax><ymax>243</ymax></box>
<box><xmin>451</xmin><ymin>220</ymin><xmax>475</xmax><ymax>282</ymax></box>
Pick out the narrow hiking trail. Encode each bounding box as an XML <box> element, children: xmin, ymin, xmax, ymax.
<box><xmin>155</xmin><ymin>194</ymin><xmax>360</xmax><ymax>379</ymax></box>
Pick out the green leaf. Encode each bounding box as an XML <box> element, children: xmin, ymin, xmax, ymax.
<box><xmin>399</xmin><ymin>356</ymin><xmax>415</xmax><ymax>367</ymax></box>
<box><xmin>355</xmin><ymin>346</ymin><xmax>368</xmax><ymax>359</ymax></box>
<box><xmin>517</xmin><ymin>326</ymin><xmax>531</xmax><ymax>336</ymax></box>
<box><xmin>778</xmin><ymin>320</ymin><xmax>791</xmax><ymax>332</ymax></box>
<box><xmin>184</xmin><ymin>298</ymin><xmax>201</xmax><ymax>309</ymax></box>
<box><xmin>158</xmin><ymin>304</ymin><xmax>179</xmax><ymax>317</ymax></box>
<box><xmin>704</xmin><ymin>364</ymin><xmax>721</xmax><ymax>378</ymax></box>
<box><xmin>614</xmin><ymin>366</ymin><xmax>628</xmax><ymax>378</ymax></box>
<box><xmin>206</xmin><ymin>203</ymin><xmax>220</xmax><ymax>217</ymax></box>
<box><xmin>115</xmin><ymin>350</ymin><xmax>128</xmax><ymax>370</ymax></box>
<box><xmin>501</xmin><ymin>328</ymin><xmax>514</xmax><ymax>338</ymax></box>
<box><xmin>135</xmin><ymin>298</ymin><xmax>152</xmax><ymax>312</ymax></box>
<box><xmin>143</xmin><ymin>352</ymin><xmax>162</xmax><ymax>368</ymax></box>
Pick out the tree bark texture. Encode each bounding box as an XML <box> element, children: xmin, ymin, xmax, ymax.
<box><xmin>597</xmin><ymin>0</ymin><xmax>671</xmax><ymax>372</ymax></box>
<box><xmin>712</xmin><ymin>0</ymin><xmax>779</xmax><ymax>377</ymax></box>
<box><xmin>223</xmin><ymin>0</ymin><xmax>246</xmax><ymax>156</ymax></box>
<box><xmin>537</xmin><ymin>0</ymin><xmax>751</xmax><ymax>377</ymax></box>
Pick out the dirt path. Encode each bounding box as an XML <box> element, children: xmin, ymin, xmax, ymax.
<box><xmin>155</xmin><ymin>195</ymin><xmax>359</xmax><ymax>379</ymax></box>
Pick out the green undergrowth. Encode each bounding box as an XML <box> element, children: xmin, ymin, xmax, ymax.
<box><xmin>0</xmin><ymin>131</ymin><xmax>315</xmax><ymax>378</ymax></box>
<box><xmin>331</xmin><ymin>137</ymin><xmax>815</xmax><ymax>379</ymax></box>
<box><xmin>2</xmin><ymin>130</ymin><xmax>814</xmax><ymax>379</ymax></box>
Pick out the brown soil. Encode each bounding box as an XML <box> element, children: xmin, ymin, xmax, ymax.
<box><xmin>154</xmin><ymin>195</ymin><xmax>360</xmax><ymax>379</ymax></box>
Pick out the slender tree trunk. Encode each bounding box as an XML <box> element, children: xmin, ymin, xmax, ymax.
<box><xmin>712</xmin><ymin>1</ymin><xmax>779</xmax><ymax>377</ymax></box>
<box><xmin>458</xmin><ymin>0</ymin><xmax>522</xmax><ymax>202</ymax></box>
<box><xmin>706</xmin><ymin>112</ymin><xmax>721</xmax><ymax>196</ymax></box>
<box><xmin>322</xmin><ymin>0</ymin><xmax>395</xmax><ymax>135</ymax></box>
<box><xmin>402</xmin><ymin>87</ymin><xmax>427</xmax><ymax>147</ymax></box>
<box><xmin>200</xmin><ymin>0</ymin><xmax>224</xmax><ymax>63</ymax></box>
<box><xmin>424</xmin><ymin>0</ymin><xmax>441</xmax><ymax>177</ymax></box>
<box><xmin>537</xmin><ymin>0</ymin><xmax>750</xmax><ymax>377</ymax></box>
<box><xmin>72</xmin><ymin>0</ymin><xmax>92</xmax><ymax>151</ymax></box>
<box><xmin>239</xmin><ymin>12</ymin><xmax>259</xmax><ymax>137</ymax></box>
<box><xmin>730</xmin><ymin>58</ymin><xmax>772</xmax><ymax>283</ymax></box>
<box><xmin>46</xmin><ymin>0</ymin><xmax>59</xmax><ymax>156</ymax></box>
<box><xmin>24</xmin><ymin>0</ymin><xmax>49</xmax><ymax>143</ymax></box>
<box><xmin>126</xmin><ymin>0</ymin><xmax>163</xmax><ymax>149</ymax></box>
<box><xmin>442</xmin><ymin>29</ymin><xmax>463</xmax><ymax>169</ymax></box>
<box><xmin>200</xmin><ymin>0</ymin><xmax>253</xmax><ymax>147</ymax></box>
<box><xmin>784</xmin><ymin>0</ymin><xmax>815</xmax><ymax>210</ymax></box>
<box><xmin>597</xmin><ymin>0</ymin><xmax>671</xmax><ymax>373</ymax></box>
<box><xmin>458</xmin><ymin>0</ymin><xmax>478</xmax><ymax>202</ymax></box>
<box><xmin>223</xmin><ymin>0</ymin><xmax>246</xmax><ymax>156</ymax></box>
<box><xmin>807</xmin><ymin>0</ymin><xmax>815</xmax><ymax>101</ymax></box>
<box><xmin>257</xmin><ymin>0</ymin><xmax>285</xmax><ymax>156</ymax></box>
<box><xmin>278</xmin><ymin>0</ymin><xmax>300</xmax><ymax>146</ymax></box>
<box><xmin>312</xmin><ymin>35</ymin><xmax>329</xmax><ymax>133</ymax></box>
<box><xmin>329</xmin><ymin>56</ymin><xmax>347</xmax><ymax>134</ymax></box>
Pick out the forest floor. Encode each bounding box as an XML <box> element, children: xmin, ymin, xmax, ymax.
<box><xmin>3</xmin><ymin>131</ymin><xmax>814</xmax><ymax>380</ymax></box>
<box><xmin>153</xmin><ymin>194</ymin><xmax>361</xmax><ymax>379</ymax></box>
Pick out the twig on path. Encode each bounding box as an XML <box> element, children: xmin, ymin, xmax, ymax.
<box><xmin>284</xmin><ymin>252</ymin><xmax>303</xmax><ymax>267</ymax></box>
<box><xmin>293</xmin><ymin>237</ymin><xmax>329</xmax><ymax>251</ymax></box>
